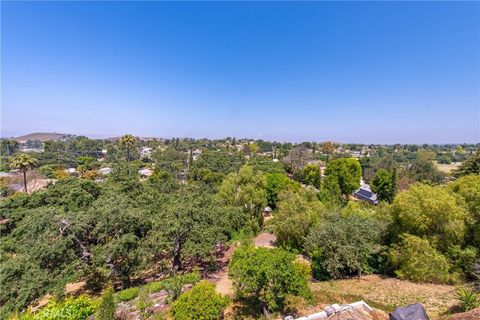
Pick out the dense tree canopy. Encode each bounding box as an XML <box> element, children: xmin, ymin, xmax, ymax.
<box><xmin>388</xmin><ymin>183</ymin><xmax>468</xmax><ymax>252</ymax></box>
<box><xmin>324</xmin><ymin>158</ymin><xmax>362</xmax><ymax>198</ymax></box>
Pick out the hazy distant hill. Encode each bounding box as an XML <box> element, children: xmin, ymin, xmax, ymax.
<box><xmin>13</xmin><ymin>132</ymin><xmax>76</xmax><ymax>142</ymax></box>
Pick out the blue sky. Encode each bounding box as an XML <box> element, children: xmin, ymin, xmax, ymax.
<box><xmin>2</xmin><ymin>1</ymin><xmax>479</xmax><ymax>143</ymax></box>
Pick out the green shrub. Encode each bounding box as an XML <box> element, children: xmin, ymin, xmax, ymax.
<box><xmin>388</xmin><ymin>234</ymin><xmax>456</xmax><ymax>284</ymax></box>
<box><xmin>447</xmin><ymin>245</ymin><xmax>478</xmax><ymax>279</ymax></box>
<box><xmin>16</xmin><ymin>296</ymin><xmax>95</xmax><ymax>320</ymax></box>
<box><xmin>389</xmin><ymin>183</ymin><xmax>467</xmax><ymax>252</ymax></box>
<box><xmin>305</xmin><ymin>213</ymin><xmax>383</xmax><ymax>280</ymax></box>
<box><xmin>145</xmin><ymin>281</ymin><xmax>164</xmax><ymax>293</ymax></box>
<box><xmin>171</xmin><ymin>281</ymin><xmax>229</xmax><ymax>320</ymax></box>
<box><xmin>136</xmin><ymin>287</ymin><xmax>152</xmax><ymax>317</ymax></box>
<box><xmin>160</xmin><ymin>272</ymin><xmax>201</xmax><ymax>301</ymax></box>
<box><xmin>96</xmin><ymin>287</ymin><xmax>115</xmax><ymax>320</ymax></box>
<box><xmin>115</xmin><ymin>287</ymin><xmax>139</xmax><ymax>302</ymax></box>
<box><xmin>456</xmin><ymin>287</ymin><xmax>480</xmax><ymax>311</ymax></box>
<box><xmin>229</xmin><ymin>245</ymin><xmax>312</xmax><ymax>312</ymax></box>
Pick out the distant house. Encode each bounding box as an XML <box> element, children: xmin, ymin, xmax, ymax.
<box><xmin>138</xmin><ymin>168</ymin><xmax>153</xmax><ymax>177</ymax></box>
<box><xmin>354</xmin><ymin>180</ymin><xmax>379</xmax><ymax>205</ymax></box>
<box><xmin>65</xmin><ymin>168</ymin><xmax>76</xmax><ymax>174</ymax></box>
<box><xmin>140</xmin><ymin>147</ymin><xmax>153</xmax><ymax>159</ymax></box>
<box><xmin>99</xmin><ymin>167</ymin><xmax>112</xmax><ymax>175</ymax></box>
<box><xmin>351</xmin><ymin>151</ymin><xmax>361</xmax><ymax>159</ymax></box>
<box><xmin>0</xmin><ymin>172</ymin><xmax>12</xmax><ymax>178</ymax></box>
<box><xmin>263</xmin><ymin>206</ymin><xmax>272</xmax><ymax>217</ymax></box>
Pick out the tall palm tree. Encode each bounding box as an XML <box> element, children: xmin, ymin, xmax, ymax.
<box><xmin>10</xmin><ymin>153</ymin><xmax>38</xmax><ymax>193</ymax></box>
<box><xmin>119</xmin><ymin>134</ymin><xmax>136</xmax><ymax>176</ymax></box>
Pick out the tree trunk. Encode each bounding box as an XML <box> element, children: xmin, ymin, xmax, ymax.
<box><xmin>127</xmin><ymin>148</ymin><xmax>131</xmax><ymax>176</ymax></box>
<box><xmin>172</xmin><ymin>237</ymin><xmax>182</xmax><ymax>272</ymax></box>
<box><xmin>23</xmin><ymin>170</ymin><xmax>28</xmax><ymax>193</ymax></box>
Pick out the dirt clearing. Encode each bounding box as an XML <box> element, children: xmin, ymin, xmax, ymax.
<box><xmin>311</xmin><ymin>274</ymin><xmax>458</xmax><ymax>319</ymax></box>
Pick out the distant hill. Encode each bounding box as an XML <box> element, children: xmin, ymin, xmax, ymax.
<box><xmin>13</xmin><ymin>132</ymin><xmax>76</xmax><ymax>142</ymax></box>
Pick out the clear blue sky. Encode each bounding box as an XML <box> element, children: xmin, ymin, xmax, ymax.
<box><xmin>2</xmin><ymin>1</ymin><xmax>479</xmax><ymax>143</ymax></box>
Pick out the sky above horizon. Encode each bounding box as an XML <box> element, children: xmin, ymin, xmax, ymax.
<box><xmin>1</xmin><ymin>1</ymin><xmax>479</xmax><ymax>144</ymax></box>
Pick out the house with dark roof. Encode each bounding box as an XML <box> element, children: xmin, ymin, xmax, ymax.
<box><xmin>354</xmin><ymin>180</ymin><xmax>379</xmax><ymax>205</ymax></box>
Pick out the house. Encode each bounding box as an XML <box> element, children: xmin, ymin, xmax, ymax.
<box><xmin>140</xmin><ymin>147</ymin><xmax>153</xmax><ymax>159</ymax></box>
<box><xmin>65</xmin><ymin>168</ymin><xmax>76</xmax><ymax>174</ymax></box>
<box><xmin>192</xmin><ymin>148</ymin><xmax>202</xmax><ymax>161</ymax></box>
<box><xmin>138</xmin><ymin>168</ymin><xmax>153</xmax><ymax>177</ymax></box>
<box><xmin>353</xmin><ymin>180</ymin><xmax>378</xmax><ymax>205</ymax></box>
<box><xmin>263</xmin><ymin>206</ymin><xmax>272</xmax><ymax>217</ymax></box>
<box><xmin>99</xmin><ymin>167</ymin><xmax>112</xmax><ymax>175</ymax></box>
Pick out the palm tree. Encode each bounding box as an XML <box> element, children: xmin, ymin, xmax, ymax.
<box><xmin>119</xmin><ymin>134</ymin><xmax>136</xmax><ymax>176</ymax></box>
<box><xmin>10</xmin><ymin>153</ymin><xmax>38</xmax><ymax>193</ymax></box>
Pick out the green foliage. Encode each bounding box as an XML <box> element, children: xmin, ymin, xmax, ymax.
<box><xmin>449</xmin><ymin>175</ymin><xmax>480</xmax><ymax>248</ymax></box>
<box><xmin>301</xmin><ymin>164</ymin><xmax>321</xmax><ymax>189</ymax></box>
<box><xmin>136</xmin><ymin>287</ymin><xmax>152</xmax><ymax>316</ymax></box>
<box><xmin>388</xmin><ymin>183</ymin><xmax>467</xmax><ymax>252</ymax></box>
<box><xmin>96</xmin><ymin>287</ymin><xmax>115</xmax><ymax>320</ymax></box>
<box><xmin>456</xmin><ymin>287</ymin><xmax>480</xmax><ymax>311</ymax></box>
<box><xmin>273</xmin><ymin>189</ymin><xmax>324</xmax><ymax>251</ymax></box>
<box><xmin>15</xmin><ymin>296</ymin><xmax>95</xmax><ymax>320</ymax></box>
<box><xmin>453</xmin><ymin>150</ymin><xmax>480</xmax><ymax>177</ymax></box>
<box><xmin>447</xmin><ymin>245</ymin><xmax>478</xmax><ymax>280</ymax></box>
<box><xmin>408</xmin><ymin>158</ymin><xmax>445</xmax><ymax>184</ymax></box>
<box><xmin>38</xmin><ymin>165</ymin><xmax>56</xmax><ymax>178</ymax></box>
<box><xmin>171</xmin><ymin>281</ymin><xmax>229</xmax><ymax>320</ymax></box>
<box><xmin>371</xmin><ymin>168</ymin><xmax>397</xmax><ymax>203</ymax></box>
<box><xmin>265</xmin><ymin>173</ymin><xmax>299</xmax><ymax>209</ymax></box>
<box><xmin>387</xmin><ymin>234</ymin><xmax>455</xmax><ymax>284</ymax></box>
<box><xmin>116</xmin><ymin>287</ymin><xmax>139</xmax><ymax>302</ymax></box>
<box><xmin>217</xmin><ymin>165</ymin><xmax>267</xmax><ymax>227</ymax></box>
<box><xmin>156</xmin><ymin>272</ymin><xmax>201</xmax><ymax>301</ymax></box>
<box><xmin>324</xmin><ymin>158</ymin><xmax>362</xmax><ymax>198</ymax></box>
<box><xmin>229</xmin><ymin>246</ymin><xmax>312</xmax><ymax>313</ymax></box>
<box><xmin>305</xmin><ymin>213</ymin><xmax>383</xmax><ymax>280</ymax></box>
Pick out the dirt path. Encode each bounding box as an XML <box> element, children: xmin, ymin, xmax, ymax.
<box><xmin>211</xmin><ymin>245</ymin><xmax>235</xmax><ymax>296</ymax></box>
<box><xmin>253</xmin><ymin>232</ymin><xmax>277</xmax><ymax>248</ymax></box>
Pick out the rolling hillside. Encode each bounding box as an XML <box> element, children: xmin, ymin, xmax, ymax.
<box><xmin>13</xmin><ymin>132</ymin><xmax>76</xmax><ymax>142</ymax></box>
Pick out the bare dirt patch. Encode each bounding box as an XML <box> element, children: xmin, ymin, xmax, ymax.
<box><xmin>211</xmin><ymin>245</ymin><xmax>235</xmax><ymax>296</ymax></box>
<box><xmin>436</xmin><ymin>162</ymin><xmax>461</xmax><ymax>174</ymax></box>
<box><xmin>310</xmin><ymin>274</ymin><xmax>458</xmax><ymax>319</ymax></box>
<box><xmin>253</xmin><ymin>232</ymin><xmax>277</xmax><ymax>248</ymax></box>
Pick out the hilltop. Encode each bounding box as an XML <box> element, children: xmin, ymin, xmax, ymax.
<box><xmin>12</xmin><ymin>132</ymin><xmax>76</xmax><ymax>142</ymax></box>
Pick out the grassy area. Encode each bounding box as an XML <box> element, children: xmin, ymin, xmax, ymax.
<box><xmin>436</xmin><ymin>162</ymin><xmax>462</xmax><ymax>174</ymax></box>
<box><xmin>308</xmin><ymin>275</ymin><xmax>459</xmax><ymax>319</ymax></box>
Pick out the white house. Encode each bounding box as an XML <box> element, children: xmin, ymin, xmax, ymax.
<box><xmin>138</xmin><ymin>168</ymin><xmax>153</xmax><ymax>177</ymax></box>
<box><xmin>99</xmin><ymin>167</ymin><xmax>112</xmax><ymax>175</ymax></box>
<box><xmin>140</xmin><ymin>147</ymin><xmax>153</xmax><ymax>159</ymax></box>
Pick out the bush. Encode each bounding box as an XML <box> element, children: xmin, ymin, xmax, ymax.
<box><xmin>273</xmin><ymin>189</ymin><xmax>324</xmax><ymax>251</ymax></box>
<box><xmin>170</xmin><ymin>281</ymin><xmax>229</xmax><ymax>320</ymax></box>
<box><xmin>16</xmin><ymin>296</ymin><xmax>95</xmax><ymax>320</ymax></box>
<box><xmin>158</xmin><ymin>272</ymin><xmax>201</xmax><ymax>301</ymax></box>
<box><xmin>305</xmin><ymin>213</ymin><xmax>383</xmax><ymax>280</ymax></box>
<box><xmin>388</xmin><ymin>234</ymin><xmax>456</xmax><ymax>284</ymax></box>
<box><xmin>456</xmin><ymin>287</ymin><xmax>480</xmax><ymax>311</ymax></box>
<box><xmin>447</xmin><ymin>245</ymin><xmax>478</xmax><ymax>280</ymax></box>
<box><xmin>229</xmin><ymin>246</ymin><xmax>312</xmax><ymax>312</ymax></box>
<box><xmin>116</xmin><ymin>287</ymin><xmax>139</xmax><ymax>302</ymax></box>
<box><xmin>96</xmin><ymin>287</ymin><xmax>115</xmax><ymax>320</ymax></box>
<box><xmin>389</xmin><ymin>183</ymin><xmax>467</xmax><ymax>252</ymax></box>
<box><xmin>136</xmin><ymin>287</ymin><xmax>152</xmax><ymax>317</ymax></box>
